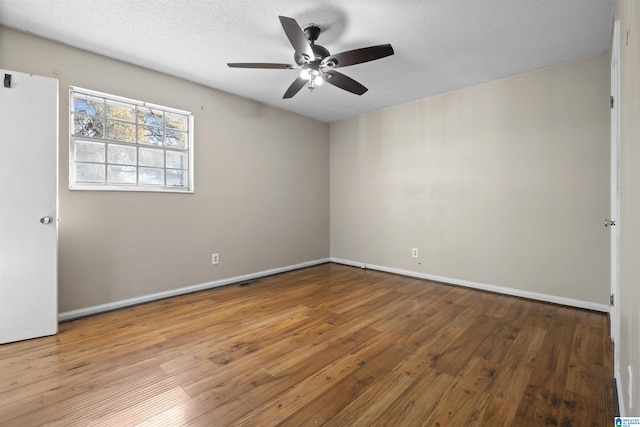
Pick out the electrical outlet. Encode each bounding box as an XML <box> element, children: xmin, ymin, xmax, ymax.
<box><xmin>412</xmin><ymin>248</ymin><xmax>418</xmax><ymax>258</ymax></box>
<box><xmin>212</xmin><ymin>253</ymin><xmax>219</xmax><ymax>265</ymax></box>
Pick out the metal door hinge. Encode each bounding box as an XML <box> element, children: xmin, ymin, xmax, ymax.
<box><xmin>611</xmin><ymin>95</ymin><xmax>614</xmax><ymax>109</ymax></box>
<box><xmin>611</xmin><ymin>294</ymin><xmax>614</xmax><ymax>306</ymax></box>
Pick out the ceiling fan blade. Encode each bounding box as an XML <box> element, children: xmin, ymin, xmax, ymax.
<box><xmin>279</xmin><ymin>16</ymin><xmax>314</xmax><ymax>61</ymax></box>
<box><xmin>227</xmin><ymin>63</ymin><xmax>296</xmax><ymax>69</ymax></box>
<box><xmin>322</xmin><ymin>44</ymin><xmax>394</xmax><ymax>68</ymax></box>
<box><xmin>283</xmin><ymin>77</ymin><xmax>308</xmax><ymax>99</ymax></box>
<box><xmin>322</xmin><ymin>70</ymin><xmax>368</xmax><ymax>95</ymax></box>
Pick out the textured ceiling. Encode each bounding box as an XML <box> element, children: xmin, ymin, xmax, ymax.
<box><xmin>0</xmin><ymin>0</ymin><xmax>614</xmax><ymax>123</ymax></box>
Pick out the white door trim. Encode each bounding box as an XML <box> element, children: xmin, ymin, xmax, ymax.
<box><xmin>610</xmin><ymin>19</ymin><xmax>622</xmax><ymax>395</ymax></box>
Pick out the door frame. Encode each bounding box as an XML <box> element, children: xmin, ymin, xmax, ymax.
<box><xmin>610</xmin><ymin>20</ymin><xmax>621</xmax><ymax>383</ymax></box>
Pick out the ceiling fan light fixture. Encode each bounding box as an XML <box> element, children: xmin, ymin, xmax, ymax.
<box><xmin>307</xmin><ymin>74</ymin><xmax>323</xmax><ymax>92</ymax></box>
<box><xmin>299</xmin><ymin>68</ymin><xmax>311</xmax><ymax>80</ymax></box>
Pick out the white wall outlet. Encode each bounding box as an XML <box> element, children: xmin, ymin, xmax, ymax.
<box><xmin>412</xmin><ymin>248</ymin><xmax>419</xmax><ymax>258</ymax></box>
<box><xmin>212</xmin><ymin>253</ymin><xmax>219</xmax><ymax>265</ymax></box>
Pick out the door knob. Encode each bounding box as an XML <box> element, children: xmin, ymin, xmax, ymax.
<box><xmin>40</xmin><ymin>216</ymin><xmax>53</xmax><ymax>224</ymax></box>
<box><xmin>605</xmin><ymin>219</ymin><xmax>616</xmax><ymax>227</ymax></box>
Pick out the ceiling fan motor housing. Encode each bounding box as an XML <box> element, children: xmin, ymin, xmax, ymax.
<box><xmin>294</xmin><ymin>25</ymin><xmax>330</xmax><ymax>65</ymax></box>
<box><xmin>295</xmin><ymin>45</ymin><xmax>330</xmax><ymax>65</ymax></box>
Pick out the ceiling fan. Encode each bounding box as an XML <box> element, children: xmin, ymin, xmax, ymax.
<box><xmin>227</xmin><ymin>16</ymin><xmax>394</xmax><ymax>99</ymax></box>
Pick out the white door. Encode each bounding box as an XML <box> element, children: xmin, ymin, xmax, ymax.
<box><xmin>610</xmin><ymin>22</ymin><xmax>621</xmax><ymax>374</ymax></box>
<box><xmin>0</xmin><ymin>69</ymin><xmax>58</xmax><ymax>344</ymax></box>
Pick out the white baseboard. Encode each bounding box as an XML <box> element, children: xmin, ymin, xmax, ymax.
<box><xmin>330</xmin><ymin>257</ymin><xmax>610</xmax><ymax>313</ymax></box>
<box><xmin>58</xmin><ymin>258</ymin><xmax>331</xmax><ymax>322</ymax></box>
<box><xmin>59</xmin><ymin>256</ymin><xmax>608</xmax><ymax>322</ymax></box>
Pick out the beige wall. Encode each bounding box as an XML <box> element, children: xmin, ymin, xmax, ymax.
<box><xmin>331</xmin><ymin>53</ymin><xmax>610</xmax><ymax>305</ymax></box>
<box><xmin>0</xmin><ymin>24</ymin><xmax>614</xmax><ymax>334</ymax></box>
<box><xmin>0</xmin><ymin>26</ymin><xmax>330</xmax><ymax>312</ymax></box>
<box><xmin>615</xmin><ymin>0</ymin><xmax>640</xmax><ymax>414</ymax></box>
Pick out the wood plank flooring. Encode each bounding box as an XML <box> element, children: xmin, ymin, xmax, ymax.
<box><xmin>0</xmin><ymin>263</ymin><xmax>613</xmax><ymax>426</ymax></box>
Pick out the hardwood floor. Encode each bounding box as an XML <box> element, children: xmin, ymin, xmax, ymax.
<box><xmin>0</xmin><ymin>263</ymin><xmax>613</xmax><ymax>426</ymax></box>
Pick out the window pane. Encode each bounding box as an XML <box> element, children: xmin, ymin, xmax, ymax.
<box><xmin>75</xmin><ymin>163</ymin><xmax>105</xmax><ymax>183</ymax></box>
<box><xmin>138</xmin><ymin>125</ymin><xmax>164</xmax><ymax>146</ymax></box>
<box><xmin>72</xmin><ymin>94</ymin><xmax>104</xmax><ymax>116</ymax></box>
<box><xmin>75</xmin><ymin>140</ymin><xmax>105</xmax><ymax>163</ymax></box>
<box><xmin>138</xmin><ymin>107</ymin><xmax>163</xmax><ymax>126</ymax></box>
<box><xmin>165</xmin><ymin>130</ymin><xmax>187</xmax><ymax>148</ymax></box>
<box><xmin>139</xmin><ymin>147</ymin><xmax>165</xmax><ymax>167</ymax></box>
<box><xmin>166</xmin><ymin>112</ymin><xmax>187</xmax><ymax>131</ymax></box>
<box><xmin>108</xmin><ymin>144</ymin><xmax>136</xmax><ymax>165</ymax></box>
<box><xmin>166</xmin><ymin>169</ymin><xmax>185</xmax><ymax>187</ymax></box>
<box><xmin>166</xmin><ymin>151</ymin><xmax>185</xmax><ymax>169</ymax></box>
<box><xmin>107</xmin><ymin>120</ymin><xmax>136</xmax><ymax>143</ymax></box>
<box><xmin>139</xmin><ymin>167</ymin><xmax>164</xmax><ymax>185</ymax></box>
<box><xmin>107</xmin><ymin>101</ymin><xmax>135</xmax><ymax>122</ymax></box>
<box><xmin>70</xmin><ymin>88</ymin><xmax>192</xmax><ymax>192</ymax></box>
<box><xmin>73</xmin><ymin>114</ymin><xmax>104</xmax><ymax>138</ymax></box>
<box><xmin>107</xmin><ymin>165</ymin><xmax>136</xmax><ymax>184</ymax></box>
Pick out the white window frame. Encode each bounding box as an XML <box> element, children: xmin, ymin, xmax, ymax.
<box><xmin>69</xmin><ymin>87</ymin><xmax>194</xmax><ymax>193</ymax></box>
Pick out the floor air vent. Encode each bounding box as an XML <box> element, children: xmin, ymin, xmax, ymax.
<box><xmin>238</xmin><ymin>280</ymin><xmax>259</xmax><ymax>287</ymax></box>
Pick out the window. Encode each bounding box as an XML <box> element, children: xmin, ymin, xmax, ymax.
<box><xmin>69</xmin><ymin>87</ymin><xmax>193</xmax><ymax>192</ymax></box>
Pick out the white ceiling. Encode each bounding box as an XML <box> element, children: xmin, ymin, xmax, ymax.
<box><xmin>0</xmin><ymin>0</ymin><xmax>614</xmax><ymax>123</ymax></box>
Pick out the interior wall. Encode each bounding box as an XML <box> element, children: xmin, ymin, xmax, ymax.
<box><xmin>0</xmin><ymin>26</ymin><xmax>330</xmax><ymax>313</ymax></box>
<box><xmin>614</xmin><ymin>0</ymin><xmax>640</xmax><ymax>414</ymax></box>
<box><xmin>330</xmin><ymin>53</ymin><xmax>610</xmax><ymax>305</ymax></box>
